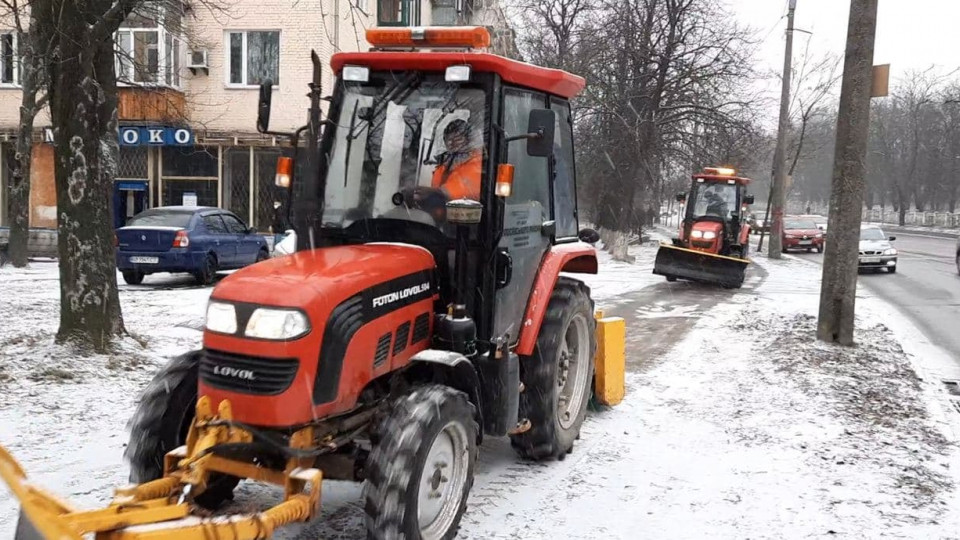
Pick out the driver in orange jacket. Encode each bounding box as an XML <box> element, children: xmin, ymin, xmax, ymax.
<box><xmin>431</xmin><ymin>119</ymin><xmax>482</xmax><ymax>200</ymax></box>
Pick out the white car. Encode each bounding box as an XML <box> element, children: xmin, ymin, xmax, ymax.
<box><xmin>859</xmin><ymin>225</ymin><xmax>897</xmax><ymax>273</ymax></box>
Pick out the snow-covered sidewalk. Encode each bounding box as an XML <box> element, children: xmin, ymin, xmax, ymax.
<box><xmin>2</xmin><ymin>242</ymin><xmax>960</xmax><ymax>538</ymax></box>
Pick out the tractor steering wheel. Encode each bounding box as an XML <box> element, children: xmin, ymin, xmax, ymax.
<box><xmin>391</xmin><ymin>186</ymin><xmax>449</xmax><ymax>226</ymax></box>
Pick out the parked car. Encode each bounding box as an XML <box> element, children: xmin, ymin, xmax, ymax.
<box><xmin>858</xmin><ymin>225</ymin><xmax>897</xmax><ymax>273</ymax></box>
<box><xmin>750</xmin><ymin>208</ymin><xmax>770</xmax><ymax>235</ymax></box>
<box><xmin>799</xmin><ymin>214</ymin><xmax>829</xmax><ymax>235</ymax></box>
<box><xmin>782</xmin><ymin>217</ymin><xmax>824</xmax><ymax>253</ymax></box>
<box><xmin>0</xmin><ymin>227</ymin><xmax>58</xmax><ymax>266</ymax></box>
<box><xmin>116</xmin><ymin>206</ymin><xmax>268</xmax><ymax>285</ymax></box>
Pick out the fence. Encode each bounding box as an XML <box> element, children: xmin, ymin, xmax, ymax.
<box><xmin>861</xmin><ymin>208</ymin><xmax>960</xmax><ymax>229</ymax></box>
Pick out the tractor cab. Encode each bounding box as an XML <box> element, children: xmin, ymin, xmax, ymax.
<box><xmin>678</xmin><ymin>167</ymin><xmax>754</xmax><ymax>255</ymax></box>
<box><xmin>257</xmin><ymin>26</ymin><xmax>592</xmax><ymax>351</ymax></box>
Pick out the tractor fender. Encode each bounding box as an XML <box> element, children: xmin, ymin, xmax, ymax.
<box><xmin>516</xmin><ymin>243</ymin><xmax>598</xmax><ymax>356</ymax></box>
<box><xmin>409</xmin><ymin>350</ymin><xmax>484</xmax><ymax>442</ymax></box>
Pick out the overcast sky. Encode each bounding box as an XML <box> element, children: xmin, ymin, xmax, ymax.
<box><xmin>729</xmin><ymin>0</ymin><xmax>960</xmax><ymax>118</ymax></box>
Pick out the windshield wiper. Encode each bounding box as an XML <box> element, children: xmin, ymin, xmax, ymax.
<box><xmin>341</xmin><ymin>73</ymin><xmax>423</xmax><ymax>190</ymax></box>
<box><xmin>343</xmin><ymin>100</ymin><xmax>360</xmax><ymax>187</ymax></box>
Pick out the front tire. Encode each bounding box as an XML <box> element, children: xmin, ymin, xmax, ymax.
<box><xmin>888</xmin><ymin>265</ymin><xmax>897</xmax><ymax>274</ymax></box>
<box><xmin>666</xmin><ymin>275</ymin><xmax>677</xmax><ymax>282</ymax></box>
<box><xmin>256</xmin><ymin>248</ymin><xmax>269</xmax><ymax>263</ymax></box>
<box><xmin>363</xmin><ymin>385</ymin><xmax>478</xmax><ymax>540</ymax></box>
<box><xmin>122</xmin><ymin>270</ymin><xmax>145</xmax><ymax>285</ymax></box>
<box><xmin>124</xmin><ymin>353</ymin><xmax>238</xmax><ymax>509</ymax></box>
<box><xmin>816</xmin><ymin>245</ymin><xmax>823</xmax><ymax>253</ymax></box>
<box><xmin>511</xmin><ymin>277</ymin><xmax>596</xmax><ymax>461</ymax></box>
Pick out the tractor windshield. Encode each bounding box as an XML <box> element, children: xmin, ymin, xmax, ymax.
<box><xmin>321</xmin><ymin>74</ymin><xmax>487</xmax><ymax>229</ymax></box>
<box><xmin>691</xmin><ymin>182</ymin><xmax>738</xmax><ymax>220</ymax></box>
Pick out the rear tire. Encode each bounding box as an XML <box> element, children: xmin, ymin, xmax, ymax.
<box><xmin>124</xmin><ymin>352</ymin><xmax>238</xmax><ymax>510</ymax></box>
<box><xmin>194</xmin><ymin>254</ymin><xmax>218</xmax><ymax>285</ymax></box>
<box><xmin>122</xmin><ymin>270</ymin><xmax>144</xmax><ymax>285</ymax></box>
<box><xmin>511</xmin><ymin>277</ymin><xmax>596</xmax><ymax>461</ymax></box>
<box><xmin>665</xmin><ymin>275</ymin><xmax>677</xmax><ymax>282</ymax></box>
<box><xmin>363</xmin><ymin>385</ymin><xmax>478</xmax><ymax>540</ymax></box>
<box><xmin>256</xmin><ymin>248</ymin><xmax>269</xmax><ymax>263</ymax></box>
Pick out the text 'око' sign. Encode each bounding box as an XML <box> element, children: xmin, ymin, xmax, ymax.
<box><xmin>119</xmin><ymin>126</ymin><xmax>194</xmax><ymax>146</ymax></box>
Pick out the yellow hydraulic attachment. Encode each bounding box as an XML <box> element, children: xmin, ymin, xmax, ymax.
<box><xmin>0</xmin><ymin>396</ymin><xmax>322</xmax><ymax>540</ymax></box>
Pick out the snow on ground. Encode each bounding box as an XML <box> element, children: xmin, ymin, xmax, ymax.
<box><xmin>3</xmin><ymin>239</ymin><xmax>960</xmax><ymax>538</ymax></box>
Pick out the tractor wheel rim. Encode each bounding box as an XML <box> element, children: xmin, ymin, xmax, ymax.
<box><xmin>557</xmin><ymin>312</ymin><xmax>590</xmax><ymax>430</ymax></box>
<box><xmin>418</xmin><ymin>420</ymin><xmax>469</xmax><ymax>540</ymax></box>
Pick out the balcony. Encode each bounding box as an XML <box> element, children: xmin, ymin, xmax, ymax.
<box><xmin>118</xmin><ymin>87</ymin><xmax>186</xmax><ymax>123</ymax></box>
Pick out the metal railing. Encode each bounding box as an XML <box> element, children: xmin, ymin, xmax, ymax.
<box><xmin>861</xmin><ymin>208</ymin><xmax>960</xmax><ymax>229</ymax></box>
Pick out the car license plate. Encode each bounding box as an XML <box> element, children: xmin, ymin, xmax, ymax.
<box><xmin>798</xmin><ymin>240</ymin><xmax>812</xmax><ymax>245</ymax></box>
<box><xmin>130</xmin><ymin>256</ymin><xmax>159</xmax><ymax>264</ymax></box>
<box><xmin>861</xmin><ymin>257</ymin><xmax>881</xmax><ymax>264</ymax></box>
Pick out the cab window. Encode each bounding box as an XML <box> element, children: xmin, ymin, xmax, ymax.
<box><xmin>502</xmin><ymin>89</ymin><xmax>551</xmax><ymax>221</ymax></box>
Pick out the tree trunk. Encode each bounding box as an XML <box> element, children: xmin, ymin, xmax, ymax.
<box><xmin>8</xmin><ymin>20</ymin><xmax>43</xmax><ymax>268</ymax></box>
<box><xmin>44</xmin><ymin>5</ymin><xmax>125</xmax><ymax>351</ymax></box>
<box><xmin>817</xmin><ymin>0</ymin><xmax>878</xmax><ymax>346</ymax></box>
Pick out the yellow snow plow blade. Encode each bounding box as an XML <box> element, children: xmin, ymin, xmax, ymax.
<box><xmin>652</xmin><ymin>242</ymin><xmax>749</xmax><ymax>289</ymax></box>
<box><xmin>0</xmin><ymin>397</ymin><xmax>323</xmax><ymax>540</ymax></box>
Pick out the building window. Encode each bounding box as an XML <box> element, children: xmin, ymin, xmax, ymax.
<box><xmin>378</xmin><ymin>0</ymin><xmax>420</xmax><ymax>26</ymax></box>
<box><xmin>431</xmin><ymin>0</ymin><xmax>458</xmax><ymax>25</ymax></box>
<box><xmin>0</xmin><ymin>32</ymin><xmax>19</xmax><ymax>85</ymax></box>
<box><xmin>161</xmin><ymin>146</ymin><xmax>219</xmax><ymax>207</ymax></box>
<box><xmin>116</xmin><ymin>28</ymin><xmax>183</xmax><ymax>87</ymax></box>
<box><xmin>226</xmin><ymin>31</ymin><xmax>280</xmax><ymax>87</ymax></box>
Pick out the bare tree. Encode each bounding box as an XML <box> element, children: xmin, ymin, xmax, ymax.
<box><xmin>0</xmin><ymin>0</ymin><xmax>48</xmax><ymax>267</ymax></box>
<box><xmin>31</xmin><ymin>0</ymin><xmax>148</xmax><ymax>350</ymax></box>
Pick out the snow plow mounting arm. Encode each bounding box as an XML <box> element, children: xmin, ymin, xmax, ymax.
<box><xmin>0</xmin><ymin>397</ymin><xmax>323</xmax><ymax>540</ymax></box>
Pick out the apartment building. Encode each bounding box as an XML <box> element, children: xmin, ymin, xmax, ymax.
<box><xmin>0</xmin><ymin>0</ymin><xmax>517</xmax><ymax>232</ymax></box>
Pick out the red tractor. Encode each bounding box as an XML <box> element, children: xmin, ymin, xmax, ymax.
<box><xmin>653</xmin><ymin>167</ymin><xmax>755</xmax><ymax>288</ymax></box>
<box><xmin>2</xmin><ymin>27</ymin><xmax>625</xmax><ymax>540</ymax></box>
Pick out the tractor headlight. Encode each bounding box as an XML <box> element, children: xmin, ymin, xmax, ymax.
<box><xmin>702</xmin><ymin>231</ymin><xmax>717</xmax><ymax>240</ymax></box>
<box><xmin>206</xmin><ymin>301</ymin><xmax>237</xmax><ymax>334</ymax></box>
<box><xmin>691</xmin><ymin>230</ymin><xmax>704</xmax><ymax>238</ymax></box>
<box><xmin>883</xmin><ymin>248</ymin><xmax>898</xmax><ymax>256</ymax></box>
<box><xmin>245</xmin><ymin>308</ymin><xmax>310</xmax><ymax>340</ymax></box>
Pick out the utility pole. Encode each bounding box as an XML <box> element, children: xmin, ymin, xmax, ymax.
<box><xmin>817</xmin><ymin>0</ymin><xmax>879</xmax><ymax>345</ymax></box>
<box><xmin>768</xmin><ymin>0</ymin><xmax>797</xmax><ymax>259</ymax></box>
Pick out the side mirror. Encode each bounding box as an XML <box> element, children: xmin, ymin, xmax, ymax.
<box><xmin>248</xmin><ymin>227</ymin><xmax>258</xmax><ymax>235</ymax></box>
<box><xmin>888</xmin><ymin>236</ymin><xmax>896</xmax><ymax>241</ymax></box>
<box><xmin>744</xmin><ymin>194</ymin><xmax>755</xmax><ymax>205</ymax></box>
<box><xmin>256</xmin><ymin>80</ymin><xmax>273</xmax><ymax>133</ymax></box>
<box><xmin>578</xmin><ymin>228</ymin><xmax>600</xmax><ymax>244</ymax></box>
<box><xmin>526</xmin><ymin>109</ymin><xmax>556</xmax><ymax>158</ymax></box>
<box><xmin>675</xmin><ymin>192</ymin><xmax>686</xmax><ymax>202</ymax></box>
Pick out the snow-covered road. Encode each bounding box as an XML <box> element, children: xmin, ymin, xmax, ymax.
<box><xmin>2</xmin><ymin>238</ymin><xmax>959</xmax><ymax>538</ymax></box>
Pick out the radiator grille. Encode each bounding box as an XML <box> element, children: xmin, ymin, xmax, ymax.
<box><xmin>200</xmin><ymin>349</ymin><xmax>298</xmax><ymax>396</ymax></box>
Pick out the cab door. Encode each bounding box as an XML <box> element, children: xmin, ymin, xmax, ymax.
<box><xmin>493</xmin><ymin>88</ymin><xmax>554</xmax><ymax>345</ymax></box>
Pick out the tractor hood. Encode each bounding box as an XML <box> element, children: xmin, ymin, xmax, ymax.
<box><xmin>210</xmin><ymin>243</ymin><xmax>437</xmax><ymax>311</ymax></box>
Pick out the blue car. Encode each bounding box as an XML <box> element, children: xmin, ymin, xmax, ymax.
<box><xmin>116</xmin><ymin>206</ymin><xmax>268</xmax><ymax>285</ymax></box>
